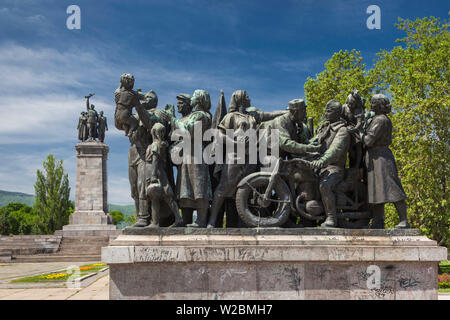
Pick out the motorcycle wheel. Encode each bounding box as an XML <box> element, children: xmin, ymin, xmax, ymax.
<box><xmin>236</xmin><ymin>175</ymin><xmax>292</xmax><ymax>227</ymax></box>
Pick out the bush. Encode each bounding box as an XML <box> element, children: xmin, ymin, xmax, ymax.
<box><xmin>0</xmin><ymin>203</ymin><xmax>46</xmax><ymax>235</ymax></box>
<box><xmin>438</xmin><ymin>273</ymin><xmax>450</xmax><ymax>289</ymax></box>
<box><xmin>110</xmin><ymin>210</ymin><xmax>124</xmax><ymax>225</ymax></box>
<box><xmin>439</xmin><ymin>261</ymin><xmax>450</xmax><ymax>274</ymax></box>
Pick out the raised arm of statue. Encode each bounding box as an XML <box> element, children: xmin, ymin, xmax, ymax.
<box><xmin>260</xmin><ymin>110</ymin><xmax>287</xmax><ymax>122</ymax></box>
<box><xmin>85</xmin><ymin>93</ymin><xmax>94</xmax><ymax>111</ymax></box>
<box><xmin>135</xmin><ymin>104</ymin><xmax>158</xmax><ymax>131</ymax></box>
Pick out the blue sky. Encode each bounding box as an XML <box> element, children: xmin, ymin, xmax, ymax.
<box><xmin>0</xmin><ymin>0</ymin><xmax>448</xmax><ymax>204</ymax></box>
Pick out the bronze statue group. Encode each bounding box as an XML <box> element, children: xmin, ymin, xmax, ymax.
<box><xmin>111</xmin><ymin>73</ymin><xmax>410</xmax><ymax>230</ymax></box>
<box><xmin>77</xmin><ymin>93</ymin><xmax>108</xmax><ymax>142</ymax></box>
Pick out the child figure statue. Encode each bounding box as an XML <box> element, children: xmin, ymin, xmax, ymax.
<box><xmin>342</xmin><ymin>89</ymin><xmax>365</xmax><ymax>168</ymax></box>
<box><xmin>114</xmin><ymin>73</ymin><xmax>140</xmax><ymax>137</ymax></box>
<box><xmin>146</xmin><ymin>123</ymin><xmax>184</xmax><ymax>228</ymax></box>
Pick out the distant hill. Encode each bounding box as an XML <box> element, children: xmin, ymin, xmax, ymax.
<box><xmin>0</xmin><ymin>189</ymin><xmax>135</xmax><ymax>215</ymax></box>
<box><xmin>0</xmin><ymin>190</ymin><xmax>35</xmax><ymax>207</ymax></box>
<box><xmin>108</xmin><ymin>204</ymin><xmax>135</xmax><ymax>215</ymax></box>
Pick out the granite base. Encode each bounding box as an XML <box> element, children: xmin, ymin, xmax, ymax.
<box><xmin>102</xmin><ymin>228</ymin><xmax>447</xmax><ymax>300</ymax></box>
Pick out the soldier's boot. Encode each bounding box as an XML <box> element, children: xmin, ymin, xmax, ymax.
<box><xmin>369</xmin><ymin>204</ymin><xmax>385</xmax><ymax>229</ymax></box>
<box><xmin>133</xmin><ymin>199</ymin><xmax>150</xmax><ymax>227</ymax></box>
<box><xmin>319</xmin><ymin>190</ymin><xmax>338</xmax><ymax>228</ymax></box>
<box><xmin>182</xmin><ymin>208</ymin><xmax>193</xmax><ymax>225</ymax></box>
<box><xmin>320</xmin><ymin>212</ymin><xmax>338</xmax><ymax>228</ymax></box>
<box><xmin>168</xmin><ymin>199</ymin><xmax>184</xmax><ymax>228</ymax></box>
<box><xmin>394</xmin><ymin>200</ymin><xmax>410</xmax><ymax>229</ymax></box>
<box><xmin>207</xmin><ymin>196</ymin><xmax>225</xmax><ymax>228</ymax></box>
<box><xmin>148</xmin><ymin>208</ymin><xmax>160</xmax><ymax>228</ymax></box>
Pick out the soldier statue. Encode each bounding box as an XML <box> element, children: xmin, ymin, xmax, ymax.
<box><xmin>77</xmin><ymin>111</ymin><xmax>88</xmax><ymax>142</ymax></box>
<box><xmin>362</xmin><ymin>94</ymin><xmax>410</xmax><ymax>229</ymax></box>
<box><xmin>109</xmin><ymin>73</ymin><xmax>411</xmax><ymax>231</ymax></box>
<box><xmin>207</xmin><ymin>90</ymin><xmax>287</xmax><ymax>228</ymax></box>
<box><xmin>308</xmin><ymin>100</ymin><xmax>351</xmax><ymax>228</ymax></box>
<box><xmin>173</xmin><ymin>93</ymin><xmax>195</xmax><ymax>225</ymax></box>
<box><xmin>85</xmin><ymin>93</ymin><xmax>99</xmax><ymax>141</ymax></box>
<box><xmin>97</xmin><ymin>111</ymin><xmax>108</xmax><ymax>143</ymax></box>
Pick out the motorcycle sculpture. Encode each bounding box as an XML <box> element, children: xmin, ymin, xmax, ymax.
<box><xmin>235</xmin><ymin>157</ymin><xmax>371</xmax><ymax>228</ymax></box>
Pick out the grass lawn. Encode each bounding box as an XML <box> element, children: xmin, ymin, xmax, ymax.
<box><xmin>10</xmin><ymin>263</ymin><xmax>107</xmax><ymax>283</ymax></box>
<box><xmin>439</xmin><ymin>260</ymin><xmax>450</xmax><ymax>272</ymax></box>
<box><xmin>11</xmin><ymin>272</ymin><xmax>89</xmax><ymax>283</ymax></box>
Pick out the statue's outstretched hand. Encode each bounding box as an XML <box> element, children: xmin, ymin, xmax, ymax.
<box><xmin>311</xmin><ymin>159</ymin><xmax>324</xmax><ymax>169</ymax></box>
<box><xmin>159</xmin><ymin>110</ymin><xmax>173</xmax><ymax>123</ymax></box>
<box><xmin>165</xmin><ymin>104</ymin><xmax>176</xmax><ymax>117</ymax></box>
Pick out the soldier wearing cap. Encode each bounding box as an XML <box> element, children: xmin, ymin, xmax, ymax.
<box><xmin>176</xmin><ymin>93</ymin><xmax>193</xmax><ymax>118</ymax></box>
<box><xmin>308</xmin><ymin>99</ymin><xmax>351</xmax><ymax>228</ymax></box>
<box><xmin>173</xmin><ymin>93</ymin><xmax>195</xmax><ymax>225</ymax></box>
<box><xmin>259</xmin><ymin>99</ymin><xmax>320</xmax><ymax>158</ymax></box>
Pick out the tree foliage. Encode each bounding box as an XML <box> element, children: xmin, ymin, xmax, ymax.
<box><xmin>0</xmin><ymin>203</ymin><xmax>46</xmax><ymax>235</ymax></box>
<box><xmin>109</xmin><ymin>210</ymin><xmax>124</xmax><ymax>225</ymax></box>
<box><xmin>34</xmin><ymin>154</ymin><xmax>71</xmax><ymax>233</ymax></box>
<box><xmin>371</xmin><ymin>16</ymin><xmax>449</xmax><ymax>246</ymax></box>
<box><xmin>304</xmin><ymin>15</ymin><xmax>449</xmax><ymax>246</ymax></box>
<box><xmin>304</xmin><ymin>49</ymin><xmax>374</xmax><ymax>126</ymax></box>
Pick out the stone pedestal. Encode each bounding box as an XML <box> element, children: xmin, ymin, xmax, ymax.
<box><xmin>102</xmin><ymin>228</ymin><xmax>447</xmax><ymax>300</ymax></box>
<box><xmin>63</xmin><ymin>142</ymin><xmax>116</xmax><ymax>235</ymax></box>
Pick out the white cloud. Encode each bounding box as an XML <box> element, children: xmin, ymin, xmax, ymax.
<box><xmin>0</xmin><ymin>44</ymin><xmax>116</xmax><ymax>94</ymax></box>
<box><xmin>0</xmin><ymin>93</ymin><xmax>122</xmax><ymax>144</ymax></box>
<box><xmin>0</xmin><ymin>147</ymin><xmax>75</xmax><ymax>195</ymax></box>
<box><xmin>0</xmin><ymin>5</ymin><xmax>52</xmax><ymax>35</ymax></box>
<box><xmin>273</xmin><ymin>56</ymin><xmax>325</xmax><ymax>73</ymax></box>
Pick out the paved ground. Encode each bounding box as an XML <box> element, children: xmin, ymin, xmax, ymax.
<box><xmin>0</xmin><ymin>261</ymin><xmax>108</xmax><ymax>300</ymax></box>
<box><xmin>0</xmin><ymin>274</ymin><xmax>109</xmax><ymax>300</ymax></box>
<box><xmin>0</xmin><ymin>261</ymin><xmax>98</xmax><ymax>282</ymax></box>
<box><xmin>0</xmin><ymin>262</ymin><xmax>448</xmax><ymax>300</ymax></box>
<box><xmin>439</xmin><ymin>293</ymin><xmax>450</xmax><ymax>300</ymax></box>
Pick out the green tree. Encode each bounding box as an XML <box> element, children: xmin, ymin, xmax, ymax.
<box><xmin>304</xmin><ymin>49</ymin><xmax>375</xmax><ymax>126</ymax></box>
<box><xmin>109</xmin><ymin>210</ymin><xmax>124</xmax><ymax>225</ymax></box>
<box><xmin>34</xmin><ymin>155</ymin><xmax>71</xmax><ymax>233</ymax></box>
<box><xmin>122</xmin><ymin>212</ymin><xmax>136</xmax><ymax>227</ymax></box>
<box><xmin>304</xmin><ymin>15</ymin><xmax>449</xmax><ymax>247</ymax></box>
<box><xmin>0</xmin><ymin>203</ymin><xmax>45</xmax><ymax>235</ymax></box>
<box><xmin>0</xmin><ymin>203</ymin><xmax>24</xmax><ymax>235</ymax></box>
<box><xmin>371</xmin><ymin>16</ymin><xmax>449</xmax><ymax>246</ymax></box>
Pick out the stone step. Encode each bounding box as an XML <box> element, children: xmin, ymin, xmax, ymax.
<box><xmin>0</xmin><ymin>243</ymin><xmax>60</xmax><ymax>248</ymax></box>
<box><xmin>0</xmin><ymin>247</ymin><xmax>59</xmax><ymax>256</ymax></box>
<box><xmin>0</xmin><ymin>248</ymin><xmax>12</xmax><ymax>262</ymax></box>
<box><xmin>0</xmin><ymin>240</ymin><xmax>60</xmax><ymax>245</ymax></box>
<box><xmin>56</xmin><ymin>229</ymin><xmax>121</xmax><ymax>237</ymax></box>
<box><xmin>57</xmin><ymin>249</ymin><xmax>105</xmax><ymax>255</ymax></box>
<box><xmin>0</xmin><ymin>235</ymin><xmax>61</xmax><ymax>239</ymax></box>
<box><xmin>60</xmin><ymin>238</ymin><xmax>110</xmax><ymax>244</ymax></box>
<box><xmin>12</xmin><ymin>254</ymin><xmax>101</xmax><ymax>263</ymax></box>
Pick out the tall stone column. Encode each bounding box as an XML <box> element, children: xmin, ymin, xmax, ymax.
<box><xmin>63</xmin><ymin>141</ymin><xmax>116</xmax><ymax>232</ymax></box>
